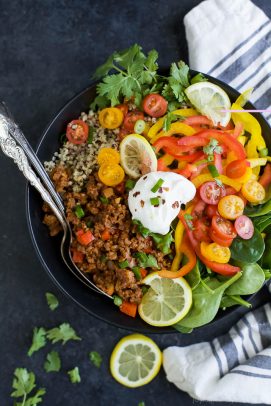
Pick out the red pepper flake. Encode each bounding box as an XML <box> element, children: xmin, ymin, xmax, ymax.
<box><xmin>172</xmin><ymin>201</ymin><xmax>179</xmax><ymax>209</ymax></box>
<box><xmin>133</xmin><ymin>191</ymin><xmax>140</xmax><ymax>197</ymax></box>
<box><xmin>162</xmin><ymin>199</ymin><xmax>166</xmax><ymax>205</ymax></box>
<box><xmin>143</xmin><ymin>176</ymin><xmax>147</xmax><ymax>180</ymax></box>
<box><xmin>140</xmin><ymin>200</ymin><xmax>145</xmax><ymax>207</ymax></box>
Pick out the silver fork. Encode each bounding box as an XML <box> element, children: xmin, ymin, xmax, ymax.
<box><xmin>0</xmin><ymin>108</ymin><xmax>112</xmax><ymax>299</ymax></box>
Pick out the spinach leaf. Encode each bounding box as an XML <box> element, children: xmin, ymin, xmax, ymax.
<box><xmin>230</xmin><ymin>229</ymin><xmax>265</xmax><ymax>263</ymax></box>
<box><xmin>173</xmin><ymin>324</ymin><xmax>193</xmax><ymax>333</ymax></box>
<box><xmin>252</xmin><ymin>215</ymin><xmax>271</xmax><ymax>232</ymax></box>
<box><xmin>220</xmin><ymin>295</ymin><xmax>251</xmax><ymax>309</ymax></box>
<box><xmin>261</xmin><ymin>235</ymin><xmax>271</xmax><ymax>268</ymax></box>
<box><xmin>244</xmin><ymin>199</ymin><xmax>271</xmax><ymax>217</ymax></box>
<box><xmin>184</xmin><ymin>260</ymin><xmax>201</xmax><ymax>290</ymax></box>
<box><xmin>175</xmin><ymin>272</ymin><xmax>241</xmax><ymax>329</ymax></box>
<box><xmin>226</xmin><ymin>263</ymin><xmax>265</xmax><ymax>295</ymax></box>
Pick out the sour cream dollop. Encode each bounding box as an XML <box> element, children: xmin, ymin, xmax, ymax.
<box><xmin>128</xmin><ymin>171</ymin><xmax>196</xmax><ymax>235</ymax></box>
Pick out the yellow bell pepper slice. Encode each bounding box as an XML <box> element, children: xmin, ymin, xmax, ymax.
<box><xmin>237</xmin><ymin>135</ymin><xmax>247</xmax><ymax>146</ymax></box>
<box><xmin>150</xmin><ymin>122</ymin><xmax>195</xmax><ymax>144</ymax></box>
<box><xmin>233</xmin><ymin>166</ymin><xmax>253</xmax><ymax>184</ymax></box>
<box><xmin>172</xmin><ymin>108</ymin><xmax>198</xmax><ymax>116</ymax></box>
<box><xmin>192</xmin><ymin>174</ymin><xmax>242</xmax><ymax>191</ymax></box>
<box><xmin>171</xmin><ymin>206</ymin><xmax>193</xmax><ymax>272</ymax></box>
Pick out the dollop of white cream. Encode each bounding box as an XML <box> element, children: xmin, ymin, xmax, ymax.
<box><xmin>128</xmin><ymin>171</ymin><xmax>196</xmax><ymax>235</ymax></box>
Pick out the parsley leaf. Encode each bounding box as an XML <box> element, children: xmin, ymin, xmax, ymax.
<box><xmin>44</xmin><ymin>351</ymin><xmax>61</xmax><ymax>373</ymax></box>
<box><xmin>11</xmin><ymin>368</ymin><xmax>46</xmax><ymax>405</ymax></box>
<box><xmin>45</xmin><ymin>292</ymin><xmax>59</xmax><ymax>311</ymax></box>
<box><xmin>134</xmin><ymin>252</ymin><xmax>159</xmax><ymax>268</ymax></box>
<box><xmin>28</xmin><ymin>327</ymin><xmax>47</xmax><ymax>357</ymax></box>
<box><xmin>89</xmin><ymin>351</ymin><xmax>102</xmax><ymax>368</ymax></box>
<box><xmin>67</xmin><ymin>367</ymin><xmax>81</xmax><ymax>384</ymax></box>
<box><xmin>46</xmin><ymin>323</ymin><xmax>81</xmax><ymax>345</ymax></box>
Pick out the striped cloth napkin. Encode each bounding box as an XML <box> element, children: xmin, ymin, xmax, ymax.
<box><xmin>163</xmin><ymin>0</ymin><xmax>271</xmax><ymax>403</ymax></box>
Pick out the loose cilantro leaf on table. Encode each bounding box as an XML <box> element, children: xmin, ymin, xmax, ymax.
<box><xmin>11</xmin><ymin>368</ymin><xmax>46</xmax><ymax>405</ymax></box>
<box><xmin>67</xmin><ymin>367</ymin><xmax>81</xmax><ymax>384</ymax></box>
<box><xmin>44</xmin><ymin>351</ymin><xmax>61</xmax><ymax>373</ymax></box>
<box><xmin>28</xmin><ymin>327</ymin><xmax>47</xmax><ymax>357</ymax></box>
<box><xmin>46</xmin><ymin>323</ymin><xmax>81</xmax><ymax>345</ymax></box>
<box><xmin>89</xmin><ymin>351</ymin><xmax>103</xmax><ymax>368</ymax></box>
<box><xmin>45</xmin><ymin>292</ymin><xmax>59</xmax><ymax>311</ymax></box>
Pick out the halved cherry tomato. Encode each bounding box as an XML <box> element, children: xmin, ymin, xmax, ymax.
<box><xmin>97</xmin><ymin>147</ymin><xmax>120</xmax><ymax>166</ymax></box>
<box><xmin>226</xmin><ymin>159</ymin><xmax>247</xmax><ymax>178</ymax></box>
<box><xmin>234</xmin><ymin>215</ymin><xmax>254</xmax><ymax>240</ymax></box>
<box><xmin>118</xmin><ymin>126</ymin><xmax>129</xmax><ymax>140</ymax></box>
<box><xmin>211</xmin><ymin>215</ymin><xmax>237</xmax><ymax>239</ymax></box>
<box><xmin>76</xmin><ymin>229</ymin><xmax>95</xmax><ymax>246</ymax></box>
<box><xmin>123</xmin><ymin>111</ymin><xmax>144</xmax><ymax>132</ymax></box>
<box><xmin>66</xmin><ymin>119</ymin><xmax>89</xmax><ymax>144</ymax></box>
<box><xmin>218</xmin><ymin>195</ymin><xmax>244</xmax><ymax>220</ymax></box>
<box><xmin>98</xmin><ymin>163</ymin><xmax>125</xmax><ymax>186</ymax></box>
<box><xmin>225</xmin><ymin>186</ymin><xmax>237</xmax><ymax>196</ymax></box>
<box><xmin>210</xmin><ymin>228</ymin><xmax>233</xmax><ymax>247</ymax></box>
<box><xmin>242</xmin><ymin>179</ymin><xmax>266</xmax><ymax>203</ymax></box>
<box><xmin>99</xmin><ymin>107</ymin><xmax>124</xmax><ymax>129</ymax></box>
<box><xmin>192</xmin><ymin>199</ymin><xmax>206</xmax><ymax>219</ymax></box>
<box><xmin>259</xmin><ymin>163</ymin><xmax>271</xmax><ymax>189</ymax></box>
<box><xmin>142</xmin><ymin>93</ymin><xmax>168</xmax><ymax>118</ymax></box>
<box><xmin>116</xmin><ymin>104</ymin><xmax>128</xmax><ymax>116</ymax></box>
<box><xmin>199</xmin><ymin>181</ymin><xmax>226</xmax><ymax>205</ymax></box>
<box><xmin>206</xmin><ymin>204</ymin><xmax>219</xmax><ymax>218</ymax></box>
<box><xmin>201</xmin><ymin>242</ymin><xmax>231</xmax><ymax>263</ymax></box>
<box><xmin>193</xmin><ymin>218</ymin><xmax>211</xmax><ymax>243</ymax></box>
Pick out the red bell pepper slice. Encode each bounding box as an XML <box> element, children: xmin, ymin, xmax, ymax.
<box><xmin>183</xmin><ymin>115</ymin><xmax>213</xmax><ymax>127</ymax></box>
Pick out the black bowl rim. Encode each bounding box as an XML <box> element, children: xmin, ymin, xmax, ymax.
<box><xmin>25</xmin><ymin>73</ymin><xmax>269</xmax><ymax>333</ymax></box>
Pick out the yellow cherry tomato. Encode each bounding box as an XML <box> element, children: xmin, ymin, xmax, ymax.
<box><xmin>97</xmin><ymin>147</ymin><xmax>120</xmax><ymax>166</ymax></box>
<box><xmin>241</xmin><ymin>179</ymin><xmax>266</xmax><ymax>203</ymax></box>
<box><xmin>98</xmin><ymin>163</ymin><xmax>125</xmax><ymax>186</ymax></box>
<box><xmin>200</xmin><ymin>242</ymin><xmax>231</xmax><ymax>264</ymax></box>
<box><xmin>218</xmin><ymin>195</ymin><xmax>245</xmax><ymax>220</ymax></box>
<box><xmin>98</xmin><ymin>107</ymin><xmax>124</xmax><ymax>129</ymax></box>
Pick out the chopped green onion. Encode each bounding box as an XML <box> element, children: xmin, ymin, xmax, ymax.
<box><xmin>134</xmin><ymin>119</ymin><xmax>146</xmax><ymax>134</ymax></box>
<box><xmin>208</xmin><ymin>164</ymin><xmax>219</xmax><ymax>178</ymax></box>
<box><xmin>125</xmin><ymin>179</ymin><xmax>136</xmax><ymax>190</ymax></box>
<box><xmin>74</xmin><ymin>205</ymin><xmax>85</xmax><ymax>219</ymax></box>
<box><xmin>100</xmin><ymin>254</ymin><xmax>107</xmax><ymax>262</ymax></box>
<box><xmin>151</xmin><ymin>178</ymin><xmax>164</xmax><ymax>193</ymax></box>
<box><xmin>119</xmin><ymin>260</ymin><xmax>129</xmax><ymax>269</ymax></box>
<box><xmin>141</xmin><ymin>286</ymin><xmax>149</xmax><ymax>295</ymax></box>
<box><xmin>99</xmin><ymin>196</ymin><xmax>108</xmax><ymax>204</ymax></box>
<box><xmin>259</xmin><ymin>147</ymin><xmax>268</xmax><ymax>157</ymax></box>
<box><xmin>207</xmin><ymin>155</ymin><xmax>214</xmax><ymax>162</ymax></box>
<box><xmin>88</xmin><ymin>126</ymin><xmax>94</xmax><ymax>144</ymax></box>
<box><xmin>150</xmin><ymin>197</ymin><xmax>160</xmax><ymax>206</ymax></box>
<box><xmin>59</xmin><ymin>133</ymin><xmax>67</xmax><ymax>145</ymax></box>
<box><xmin>132</xmin><ymin>266</ymin><xmax>141</xmax><ymax>281</ymax></box>
<box><xmin>113</xmin><ymin>295</ymin><xmax>123</xmax><ymax>306</ymax></box>
<box><xmin>86</xmin><ymin>220</ymin><xmax>93</xmax><ymax>228</ymax></box>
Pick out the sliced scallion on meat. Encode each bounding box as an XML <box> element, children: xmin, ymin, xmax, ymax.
<box><xmin>119</xmin><ymin>260</ymin><xmax>129</xmax><ymax>269</ymax></box>
<box><xmin>208</xmin><ymin>164</ymin><xmax>219</xmax><ymax>178</ymax></box>
<box><xmin>113</xmin><ymin>295</ymin><xmax>123</xmax><ymax>306</ymax></box>
<box><xmin>99</xmin><ymin>196</ymin><xmax>109</xmax><ymax>204</ymax></box>
<box><xmin>132</xmin><ymin>266</ymin><xmax>141</xmax><ymax>281</ymax></box>
<box><xmin>125</xmin><ymin>179</ymin><xmax>136</xmax><ymax>190</ymax></box>
<box><xmin>151</xmin><ymin>178</ymin><xmax>164</xmax><ymax>193</ymax></box>
<box><xmin>150</xmin><ymin>197</ymin><xmax>160</xmax><ymax>206</ymax></box>
<box><xmin>75</xmin><ymin>205</ymin><xmax>85</xmax><ymax>219</ymax></box>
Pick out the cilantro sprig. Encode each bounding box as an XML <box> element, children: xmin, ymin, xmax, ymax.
<box><xmin>67</xmin><ymin>367</ymin><xmax>81</xmax><ymax>384</ymax></box>
<box><xmin>46</xmin><ymin>323</ymin><xmax>81</xmax><ymax>345</ymax></box>
<box><xmin>28</xmin><ymin>328</ymin><xmax>47</xmax><ymax>357</ymax></box>
<box><xmin>11</xmin><ymin>368</ymin><xmax>46</xmax><ymax>406</ymax></box>
<box><xmin>44</xmin><ymin>351</ymin><xmax>61</xmax><ymax>373</ymax></box>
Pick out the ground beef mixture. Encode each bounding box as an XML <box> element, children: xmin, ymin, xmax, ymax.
<box><xmin>43</xmin><ymin>165</ymin><xmax>172</xmax><ymax>304</ymax></box>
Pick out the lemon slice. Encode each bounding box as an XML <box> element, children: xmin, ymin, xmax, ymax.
<box><xmin>185</xmin><ymin>82</ymin><xmax>231</xmax><ymax>127</ymax></box>
<box><xmin>138</xmin><ymin>272</ymin><xmax>192</xmax><ymax>327</ymax></box>
<box><xmin>110</xmin><ymin>334</ymin><xmax>162</xmax><ymax>387</ymax></box>
<box><xmin>120</xmin><ymin>134</ymin><xmax>157</xmax><ymax>178</ymax></box>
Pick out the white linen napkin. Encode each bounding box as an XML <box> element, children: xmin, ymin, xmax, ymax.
<box><xmin>184</xmin><ymin>0</ymin><xmax>271</xmax><ymax>122</ymax></box>
<box><xmin>163</xmin><ymin>0</ymin><xmax>271</xmax><ymax>403</ymax></box>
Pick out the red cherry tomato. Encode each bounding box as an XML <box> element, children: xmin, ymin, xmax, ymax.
<box><xmin>116</xmin><ymin>104</ymin><xmax>128</xmax><ymax>116</ymax></box>
<box><xmin>234</xmin><ymin>215</ymin><xmax>254</xmax><ymax>240</ymax></box>
<box><xmin>142</xmin><ymin>94</ymin><xmax>168</xmax><ymax>118</ymax></box>
<box><xmin>199</xmin><ymin>181</ymin><xmax>226</xmax><ymax>205</ymax></box>
<box><xmin>66</xmin><ymin>119</ymin><xmax>89</xmax><ymax>144</ymax></box>
<box><xmin>123</xmin><ymin>111</ymin><xmax>144</xmax><ymax>132</ymax></box>
<box><xmin>206</xmin><ymin>204</ymin><xmax>219</xmax><ymax>219</ymax></box>
<box><xmin>225</xmin><ymin>186</ymin><xmax>237</xmax><ymax>196</ymax></box>
<box><xmin>193</xmin><ymin>218</ymin><xmax>211</xmax><ymax>243</ymax></box>
<box><xmin>226</xmin><ymin>159</ymin><xmax>247</xmax><ymax>179</ymax></box>
<box><xmin>210</xmin><ymin>228</ymin><xmax>233</xmax><ymax>247</ymax></box>
<box><xmin>211</xmin><ymin>215</ymin><xmax>237</xmax><ymax>239</ymax></box>
<box><xmin>192</xmin><ymin>199</ymin><xmax>206</xmax><ymax>219</ymax></box>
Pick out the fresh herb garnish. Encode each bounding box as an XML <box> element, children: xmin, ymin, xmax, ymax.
<box><xmin>67</xmin><ymin>367</ymin><xmax>81</xmax><ymax>384</ymax></box>
<box><xmin>131</xmin><ymin>266</ymin><xmax>142</xmax><ymax>280</ymax></box>
<box><xmin>11</xmin><ymin>368</ymin><xmax>46</xmax><ymax>405</ymax></box>
<box><xmin>184</xmin><ymin>213</ymin><xmax>194</xmax><ymax>230</ymax></box>
<box><xmin>134</xmin><ymin>252</ymin><xmax>159</xmax><ymax>268</ymax></box>
<box><xmin>214</xmin><ymin>178</ymin><xmax>223</xmax><ymax>188</ymax></box>
<box><xmin>118</xmin><ymin>259</ymin><xmax>129</xmax><ymax>269</ymax></box>
<box><xmin>113</xmin><ymin>295</ymin><xmax>123</xmax><ymax>306</ymax></box>
<box><xmin>163</xmin><ymin>112</ymin><xmax>184</xmax><ymax>131</ymax></box>
<box><xmin>191</xmin><ymin>72</ymin><xmax>208</xmax><ymax>84</ymax></box>
<box><xmin>208</xmin><ymin>164</ymin><xmax>219</xmax><ymax>178</ymax></box>
<box><xmin>99</xmin><ymin>196</ymin><xmax>109</xmax><ymax>204</ymax></box>
<box><xmin>89</xmin><ymin>351</ymin><xmax>103</xmax><ymax>368</ymax></box>
<box><xmin>45</xmin><ymin>292</ymin><xmax>59</xmax><ymax>311</ymax></box>
<box><xmin>46</xmin><ymin>323</ymin><xmax>81</xmax><ymax>345</ymax></box>
<box><xmin>150</xmin><ymin>196</ymin><xmax>160</xmax><ymax>206</ymax></box>
<box><xmin>125</xmin><ymin>179</ymin><xmax>136</xmax><ymax>190</ymax></box>
<box><xmin>151</xmin><ymin>178</ymin><xmax>164</xmax><ymax>193</ymax></box>
<box><xmin>88</xmin><ymin>126</ymin><xmax>94</xmax><ymax>144</ymax></box>
<box><xmin>44</xmin><ymin>351</ymin><xmax>61</xmax><ymax>373</ymax></box>
<box><xmin>28</xmin><ymin>327</ymin><xmax>47</xmax><ymax>356</ymax></box>
<box><xmin>203</xmin><ymin>138</ymin><xmax>222</xmax><ymax>159</ymax></box>
<box><xmin>132</xmin><ymin>219</ymin><xmax>173</xmax><ymax>254</ymax></box>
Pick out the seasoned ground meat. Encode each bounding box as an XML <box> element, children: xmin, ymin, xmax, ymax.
<box><xmin>51</xmin><ymin>165</ymin><xmax>69</xmax><ymax>193</ymax></box>
<box><xmin>43</xmin><ymin>214</ymin><xmax>62</xmax><ymax>236</ymax></box>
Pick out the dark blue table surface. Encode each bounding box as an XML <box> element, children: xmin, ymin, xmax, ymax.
<box><xmin>1</xmin><ymin>1</ymin><xmax>271</xmax><ymax>405</ymax></box>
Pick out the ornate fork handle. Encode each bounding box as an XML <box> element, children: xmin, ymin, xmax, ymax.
<box><xmin>0</xmin><ymin>102</ymin><xmax>65</xmax><ymax>214</ymax></box>
<box><xmin>0</xmin><ymin>119</ymin><xmax>66</xmax><ymax>228</ymax></box>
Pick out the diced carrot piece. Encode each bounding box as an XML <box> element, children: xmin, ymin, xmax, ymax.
<box><xmin>120</xmin><ymin>301</ymin><xmax>137</xmax><ymax>318</ymax></box>
<box><xmin>72</xmin><ymin>249</ymin><xmax>84</xmax><ymax>263</ymax></box>
<box><xmin>76</xmin><ymin>229</ymin><xmax>95</xmax><ymax>246</ymax></box>
<box><xmin>101</xmin><ymin>229</ymin><xmax>111</xmax><ymax>241</ymax></box>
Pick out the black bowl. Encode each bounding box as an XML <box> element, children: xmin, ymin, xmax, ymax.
<box><xmin>26</xmin><ymin>72</ymin><xmax>271</xmax><ymax>333</ymax></box>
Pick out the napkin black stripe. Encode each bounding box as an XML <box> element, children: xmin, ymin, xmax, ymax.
<box><xmin>210</xmin><ymin>341</ymin><xmax>223</xmax><ymax>378</ymax></box>
<box><xmin>218</xmin><ymin>332</ymin><xmax>240</xmax><ymax>371</ymax></box>
<box><xmin>245</xmin><ymin>354</ymin><xmax>271</xmax><ymax>370</ymax></box>
<box><xmin>230</xmin><ymin>370</ymin><xmax>271</xmax><ymax>379</ymax></box>
<box><xmin>254</xmin><ymin>305</ymin><xmax>271</xmax><ymax>349</ymax></box>
<box><xmin>207</xmin><ymin>20</ymin><xmax>270</xmax><ymax>75</ymax></box>
<box><xmin>236</xmin><ymin>55</ymin><xmax>271</xmax><ymax>91</ymax></box>
<box><xmin>242</xmin><ymin>318</ymin><xmax>260</xmax><ymax>353</ymax></box>
<box><xmin>254</xmin><ymin>83</ymin><xmax>271</xmax><ymax>109</ymax></box>
<box><xmin>234</xmin><ymin>324</ymin><xmax>249</xmax><ymax>360</ymax></box>
<box><xmin>217</xmin><ymin>31</ymin><xmax>271</xmax><ymax>84</ymax></box>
